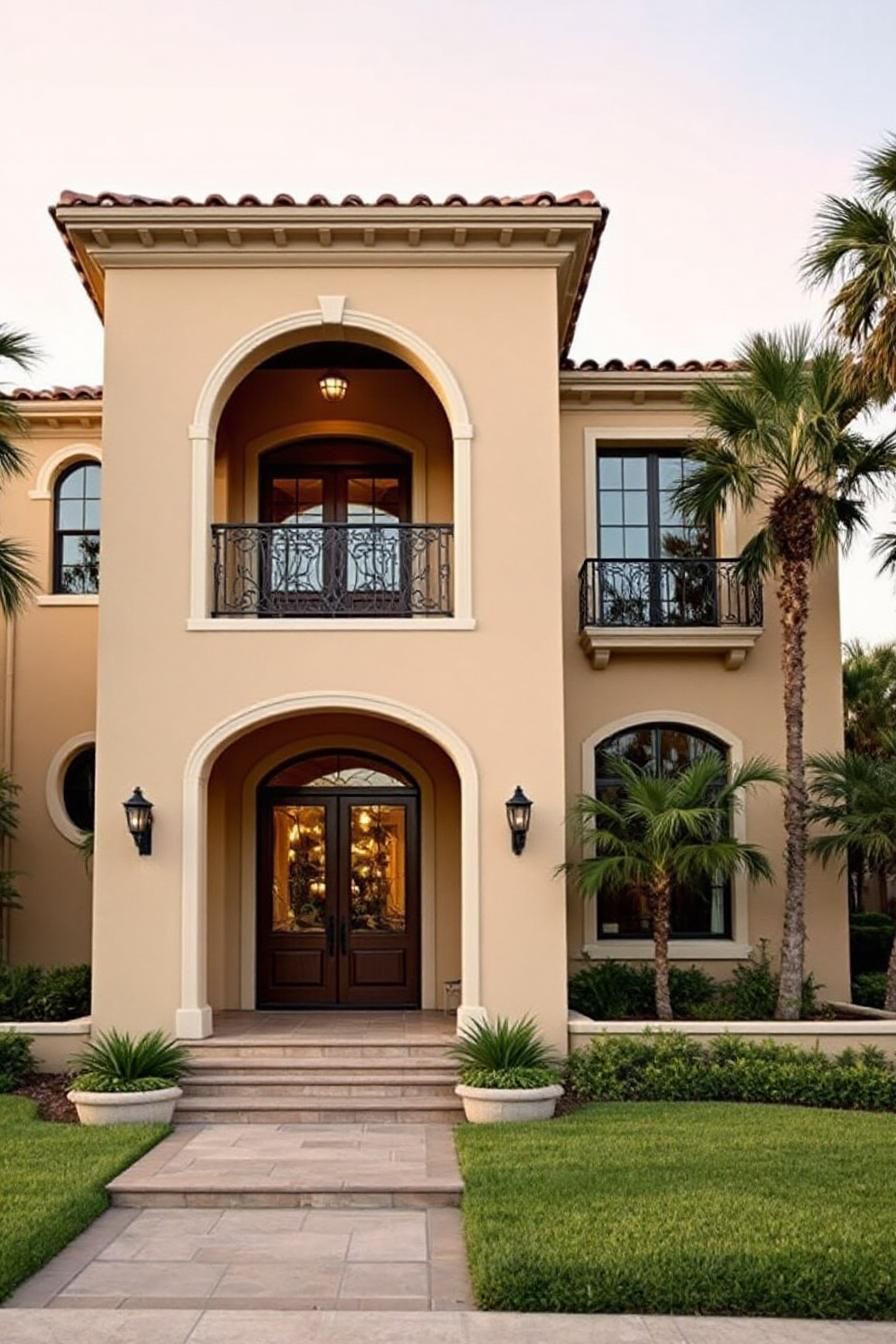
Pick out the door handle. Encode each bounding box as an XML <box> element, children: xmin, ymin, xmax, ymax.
<box><xmin>326</xmin><ymin>915</ymin><xmax>335</xmax><ymax>957</ymax></box>
<box><xmin>339</xmin><ymin>919</ymin><xmax>348</xmax><ymax>955</ymax></box>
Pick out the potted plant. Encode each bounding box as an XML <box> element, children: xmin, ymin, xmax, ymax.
<box><xmin>67</xmin><ymin>1028</ymin><xmax>189</xmax><ymax>1125</ymax></box>
<box><xmin>452</xmin><ymin>1015</ymin><xmax>563</xmax><ymax>1123</ymax></box>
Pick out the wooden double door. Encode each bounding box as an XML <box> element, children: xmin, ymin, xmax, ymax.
<box><xmin>257</xmin><ymin>782</ymin><xmax>420</xmax><ymax>1009</ymax></box>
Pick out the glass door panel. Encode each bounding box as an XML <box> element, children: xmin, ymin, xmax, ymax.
<box><xmin>270</xmin><ymin>804</ymin><xmax>327</xmax><ymax>932</ymax></box>
<box><xmin>270</xmin><ymin>477</ymin><xmax>325</xmax><ymax>595</ymax></box>
<box><xmin>345</xmin><ymin>477</ymin><xmax>402</xmax><ymax>594</ymax></box>
<box><xmin>348</xmin><ymin>804</ymin><xmax>407</xmax><ymax>932</ymax></box>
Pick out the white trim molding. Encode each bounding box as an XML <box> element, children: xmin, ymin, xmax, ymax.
<box><xmin>188</xmin><ymin>304</ymin><xmax>474</xmax><ymax>626</ymax></box>
<box><xmin>36</xmin><ymin>594</ymin><xmax>99</xmax><ymax>608</ymax></box>
<box><xmin>578</xmin><ymin>710</ymin><xmax>750</xmax><ymax>960</ymax></box>
<box><xmin>45</xmin><ymin>731</ymin><xmax>95</xmax><ymax>844</ymax></box>
<box><xmin>29</xmin><ymin>444</ymin><xmax>102</xmax><ymax>501</ymax></box>
<box><xmin>178</xmin><ymin>691</ymin><xmax>482</xmax><ymax>1039</ymax></box>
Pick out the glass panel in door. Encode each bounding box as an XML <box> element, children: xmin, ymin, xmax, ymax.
<box><xmin>345</xmin><ymin>477</ymin><xmax>402</xmax><ymax>594</ymax></box>
<box><xmin>348</xmin><ymin>804</ymin><xmax>407</xmax><ymax>931</ymax></box>
<box><xmin>270</xmin><ymin>804</ymin><xmax>327</xmax><ymax>932</ymax></box>
<box><xmin>270</xmin><ymin>477</ymin><xmax>325</xmax><ymax>594</ymax></box>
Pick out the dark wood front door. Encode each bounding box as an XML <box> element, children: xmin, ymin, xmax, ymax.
<box><xmin>256</xmin><ymin>777</ymin><xmax>420</xmax><ymax>1009</ymax></box>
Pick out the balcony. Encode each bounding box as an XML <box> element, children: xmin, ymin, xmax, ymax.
<box><xmin>577</xmin><ymin>557</ymin><xmax>763</xmax><ymax>671</ymax></box>
<box><xmin>211</xmin><ymin>522</ymin><xmax>454</xmax><ymax>619</ymax></box>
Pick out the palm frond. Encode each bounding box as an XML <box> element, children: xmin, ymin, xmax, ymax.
<box><xmin>0</xmin><ymin>538</ymin><xmax>38</xmax><ymax>617</ymax></box>
<box><xmin>860</xmin><ymin>134</ymin><xmax>896</xmax><ymax>203</ymax></box>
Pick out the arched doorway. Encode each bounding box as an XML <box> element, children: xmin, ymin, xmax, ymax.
<box><xmin>256</xmin><ymin>749</ymin><xmax>421</xmax><ymax>1008</ymax></box>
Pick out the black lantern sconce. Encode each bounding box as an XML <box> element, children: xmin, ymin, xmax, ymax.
<box><xmin>123</xmin><ymin>787</ymin><xmax>154</xmax><ymax>856</ymax></box>
<box><xmin>505</xmin><ymin>785</ymin><xmax>533</xmax><ymax>856</ymax></box>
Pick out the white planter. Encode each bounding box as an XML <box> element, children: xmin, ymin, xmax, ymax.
<box><xmin>455</xmin><ymin>1082</ymin><xmax>563</xmax><ymax>1124</ymax></box>
<box><xmin>67</xmin><ymin>1086</ymin><xmax>182</xmax><ymax>1126</ymax></box>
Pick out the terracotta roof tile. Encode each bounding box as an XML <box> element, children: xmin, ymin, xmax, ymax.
<box><xmin>561</xmin><ymin>357</ymin><xmax>735</xmax><ymax>373</ymax></box>
<box><xmin>55</xmin><ymin>190</ymin><xmax>599</xmax><ymax>209</ymax></box>
<box><xmin>5</xmin><ymin>385</ymin><xmax>103</xmax><ymax>401</ymax></box>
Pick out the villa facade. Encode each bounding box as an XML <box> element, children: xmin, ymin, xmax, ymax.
<box><xmin>3</xmin><ymin>190</ymin><xmax>847</xmax><ymax>1047</ymax></box>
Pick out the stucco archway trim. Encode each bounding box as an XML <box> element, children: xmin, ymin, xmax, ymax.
<box><xmin>579</xmin><ymin>710</ymin><xmax>751</xmax><ymax>961</ymax></box>
<box><xmin>178</xmin><ymin>691</ymin><xmax>481</xmax><ymax>1039</ymax></box>
<box><xmin>187</xmin><ymin>304</ymin><xmax>474</xmax><ymax>624</ymax></box>
<box><xmin>29</xmin><ymin>444</ymin><xmax>102</xmax><ymax>501</ymax></box>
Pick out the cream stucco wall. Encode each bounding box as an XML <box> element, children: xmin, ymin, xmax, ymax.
<box><xmin>2</xmin><ymin>417</ymin><xmax>99</xmax><ymax>969</ymax></box>
<box><xmin>90</xmin><ymin>263</ymin><xmax>571</xmax><ymax>1046</ymax></box>
<box><xmin>559</xmin><ymin>397</ymin><xmax>849</xmax><ymax>999</ymax></box>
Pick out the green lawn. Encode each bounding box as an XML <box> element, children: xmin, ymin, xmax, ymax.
<box><xmin>0</xmin><ymin>1095</ymin><xmax>167</xmax><ymax>1302</ymax></box>
<box><xmin>455</xmin><ymin>1102</ymin><xmax>896</xmax><ymax>1318</ymax></box>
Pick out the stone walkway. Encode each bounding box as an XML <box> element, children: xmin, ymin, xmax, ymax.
<box><xmin>2</xmin><ymin>1310</ymin><xmax>895</xmax><ymax>1340</ymax></box>
<box><xmin>106</xmin><ymin>1122</ymin><xmax>462</xmax><ymax>1207</ymax></box>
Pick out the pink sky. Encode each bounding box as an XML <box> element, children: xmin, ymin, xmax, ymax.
<box><xmin>3</xmin><ymin>0</ymin><xmax>894</xmax><ymax>641</ymax></box>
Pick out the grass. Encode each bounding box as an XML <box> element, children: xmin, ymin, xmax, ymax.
<box><xmin>455</xmin><ymin>1101</ymin><xmax>896</xmax><ymax>1318</ymax></box>
<box><xmin>0</xmin><ymin>1094</ymin><xmax>167</xmax><ymax>1302</ymax></box>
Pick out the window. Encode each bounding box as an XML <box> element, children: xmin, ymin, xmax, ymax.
<box><xmin>54</xmin><ymin>462</ymin><xmax>101</xmax><ymax>594</ymax></box>
<box><xmin>62</xmin><ymin>745</ymin><xmax>96</xmax><ymax>833</ymax></box>
<box><xmin>594</xmin><ymin>723</ymin><xmax>730</xmax><ymax>940</ymax></box>
<box><xmin>597</xmin><ymin>451</ymin><xmax>711</xmax><ymax>560</ymax></box>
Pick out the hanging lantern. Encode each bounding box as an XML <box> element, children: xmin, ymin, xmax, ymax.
<box><xmin>319</xmin><ymin>369</ymin><xmax>349</xmax><ymax>402</ymax></box>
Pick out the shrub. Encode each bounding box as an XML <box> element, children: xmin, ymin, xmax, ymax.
<box><xmin>0</xmin><ymin>964</ymin><xmax>90</xmax><ymax>1022</ymax></box>
<box><xmin>450</xmin><ymin>1016</ymin><xmax>561</xmax><ymax>1088</ymax></box>
<box><xmin>70</xmin><ymin>1029</ymin><xmax>189</xmax><ymax>1094</ymax></box>
<box><xmin>460</xmin><ymin>1067</ymin><xmax>558</xmax><ymax>1090</ymax></box>
<box><xmin>854</xmin><ymin>971</ymin><xmax>888</xmax><ymax>1009</ymax></box>
<box><xmin>0</xmin><ymin>1031</ymin><xmax>35</xmax><ymax>1092</ymax></box>
<box><xmin>850</xmin><ymin>912</ymin><xmax>895</xmax><ymax>976</ymax></box>
<box><xmin>567</xmin><ymin>1031</ymin><xmax>896</xmax><ymax>1112</ymax></box>
<box><xmin>568</xmin><ymin>961</ymin><xmax>715</xmax><ymax>1020</ymax></box>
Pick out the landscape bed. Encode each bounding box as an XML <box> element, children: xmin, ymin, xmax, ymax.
<box><xmin>0</xmin><ymin>1095</ymin><xmax>167</xmax><ymax>1302</ymax></box>
<box><xmin>455</xmin><ymin>1101</ymin><xmax>896</xmax><ymax>1318</ymax></box>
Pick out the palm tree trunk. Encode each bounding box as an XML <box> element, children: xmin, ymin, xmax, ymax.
<box><xmin>776</xmin><ymin>555</ymin><xmax>810</xmax><ymax>1020</ymax></box>
<box><xmin>652</xmin><ymin>880</ymin><xmax>673</xmax><ymax>1020</ymax></box>
<box><xmin>885</xmin><ymin>924</ymin><xmax>896</xmax><ymax>1013</ymax></box>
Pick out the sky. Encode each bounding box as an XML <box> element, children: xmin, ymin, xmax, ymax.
<box><xmin>3</xmin><ymin>0</ymin><xmax>895</xmax><ymax>643</ymax></box>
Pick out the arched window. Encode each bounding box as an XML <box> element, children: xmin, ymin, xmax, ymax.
<box><xmin>54</xmin><ymin>462</ymin><xmax>101</xmax><ymax>594</ymax></box>
<box><xmin>594</xmin><ymin>723</ymin><xmax>730</xmax><ymax>940</ymax></box>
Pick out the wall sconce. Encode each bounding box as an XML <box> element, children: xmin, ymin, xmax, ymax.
<box><xmin>123</xmin><ymin>787</ymin><xmax>154</xmax><ymax>856</ymax></box>
<box><xmin>505</xmin><ymin>785</ymin><xmax>533</xmax><ymax>856</ymax></box>
<box><xmin>319</xmin><ymin>369</ymin><xmax>349</xmax><ymax>402</ymax></box>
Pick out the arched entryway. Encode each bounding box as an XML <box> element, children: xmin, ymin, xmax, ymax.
<box><xmin>178</xmin><ymin>692</ymin><xmax>481</xmax><ymax>1039</ymax></box>
<box><xmin>256</xmin><ymin>749</ymin><xmax>421</xmax><ymax>1008</ymax></box>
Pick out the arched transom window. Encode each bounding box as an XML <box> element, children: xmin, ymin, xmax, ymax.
<box><xmin>594</xmin><ymin>722</ymin><xmax>730</xmax><ymax>940</ymax></box>
<box><xmin>54</xmin><ymin>461</ymin><xmax>101</xmax><ymax>594</ymax></box>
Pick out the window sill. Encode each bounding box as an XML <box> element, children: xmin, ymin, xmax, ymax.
<box><xmin>582</xmin><ymin>940</ymin><xmax>752</xmax><ymax>961</ymax></box>
<box><xmin>35</xmin><ymin>594</ymin><xmax>99</xmax><ymax>607</ymax></box>
<box><xmin>579</xmin><ymin>626</ymin><xmax>762</xmax><ymax>671</ymax></box>
<box><xmin>186</xmin><ymin>616</ymin><xmax>476</xmax><ymax>632</ymax></box>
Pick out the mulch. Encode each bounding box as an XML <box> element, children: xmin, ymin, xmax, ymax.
<box><xmin>12</xmin><ymin>1073</ymin><xmax>78</xmax><ymax>1123</ymax></box>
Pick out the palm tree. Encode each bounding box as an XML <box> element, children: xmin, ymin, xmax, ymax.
<box><xmin>675</xmin><ymin>328</ymin><xmax>896</xmax><ymax>1018</ymax></box>
<box><xmin>842</xmin><ymin>639</ymin><xmax>896</xmax><ymax>756</ymax></box>
<box><xmin>808</xmin><ymin>750</ymin><xmax>896</xmax><ymax>1010</ymax></box>
<box><xmin>803</xmin><ymin>135</ymin><xmax>896</xmax><ymax>401</ymax></box>
<box><xmin>564</xmin><ymin>754</ymin><xmax>781</xmax><ymax>1020</ymax></box>
<box><xmin>0</xmin><ymin>325</ymin><xmax>39</xmax><ymax>615</ymax></box>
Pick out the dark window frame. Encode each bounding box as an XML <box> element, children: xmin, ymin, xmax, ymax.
<box><xmin>53</xmin><ymin>460</ymin><xmax>101</xmax><ymax>595</ymax></box>
<box><xmin>593</xmin><ymin>721</ymin><xmax>732</xmax><ymax>941</ymax></box>
<box><xmin>595</xmin><ymin>447</ymin><xmax>715</xmax><ymax>561</ymax></box>
<box><xmin>62</xmin><ymin>744</ymin><xmax>96</xmax><ymax>833</ymax></box>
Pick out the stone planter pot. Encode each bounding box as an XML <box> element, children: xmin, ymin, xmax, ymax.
<box><xmin>67</xmin><ymin>1086</ymin><xmax>182</xmax><ymax>1126</ymax></box>
<box><xmin>455</xmin><ymin>1082</ymin><xmax>563</xmax><ymax>1124</ymax></box>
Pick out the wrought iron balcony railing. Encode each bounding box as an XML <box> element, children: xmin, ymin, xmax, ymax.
<box><xmin>211</xmin><ymin>522</ymin><xmax>454</xmax><ymax>618</ymax></box>
<box><xmin>578</xmin><ymin>557</ymin><xmax>763</xmax><ymax>630</ymax></box>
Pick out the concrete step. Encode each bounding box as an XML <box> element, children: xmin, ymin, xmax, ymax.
<box><xmin>181</xmin><ymin>1073</ymin><xmax>458</xmax><ymax>1099</ymax></box>
<box><xmin>174</xmin><ymin>1094</ymin><xmax>463</xmax><ymax>1125</ymax></box>
<box><xmin>185</xmin><ymin>1054</ymin><xmax>456</xmax><ymax>1074</ymax></box>
<box><xmin>183</xmin><ymin>1038</ymin><xmax>454</xmax><ymax>1061</ymax></box>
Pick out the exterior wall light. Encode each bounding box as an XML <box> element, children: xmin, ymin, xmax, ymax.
<box><xmin>123</xmin><ymin>787</ymin><xmax>154</xmax><ymax>855</ymax></box>
<box><xmin>319</xmin><ymin>369</ymin><xmax>349</xmax><ymax>402</ymax></box>
<box><xmin>506</xmin><ymin>785</ymin><xmax>533</xmax><ymax>856</ymax></box>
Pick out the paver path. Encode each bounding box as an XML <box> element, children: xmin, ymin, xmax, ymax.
<box><xmin>2</xmin><ymin>1309</ymin><xmax>895</xmax><ymax>1341</ymax></box>
<box><xmin>106</xmin><ymin>1122</ymin><xmax>461</xmax><ymax>1206</ymax></box>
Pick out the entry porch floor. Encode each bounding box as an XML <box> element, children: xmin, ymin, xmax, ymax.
<box><xmin>198</xmin><ymin>1010</ymin><xmax>457</xmax><ymax>1046</ymax></box>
